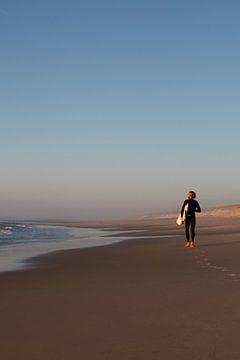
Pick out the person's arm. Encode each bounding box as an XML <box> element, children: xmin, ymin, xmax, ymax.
<box><xmin>195</xmin><ymin>201</ymin><xmax>201</xmax><ymax>213</ymax></box>
<box><xmin>181</xmin><ymin>200</ymin><xmax>187</xmax><ymax>217</ymax></box>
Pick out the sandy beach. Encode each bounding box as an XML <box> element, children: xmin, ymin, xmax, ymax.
<box><xmin>1</xmin><ymin>216</ymin><xmax>240</xmax><ymax>359</ymax></box>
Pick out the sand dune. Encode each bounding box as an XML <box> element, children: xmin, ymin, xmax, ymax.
<box><xmin>139</xmin><ymin>204</ymin><xmax>240</xmax><ymax>220</ymax></box>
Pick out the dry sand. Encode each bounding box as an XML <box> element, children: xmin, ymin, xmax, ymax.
<box><xmin>1</xmin><ymin>216</ymin><xmax>240</xmax><ymax>359</ymax></box>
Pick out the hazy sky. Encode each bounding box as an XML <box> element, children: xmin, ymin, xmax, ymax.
<box><xmin>1</xmin><ymin>0</ymin><xmax>240</xmax><ymax>220</ymax></box>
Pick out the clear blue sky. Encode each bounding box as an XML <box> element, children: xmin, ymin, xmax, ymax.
<box><xmin>1</xmin><ymin>0</ymin><xmax>240</xmax><ymax>220</ymax></box>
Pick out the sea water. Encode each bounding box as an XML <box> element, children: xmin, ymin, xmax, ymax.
<box><xmin>0</xmin><ymin>222</ymin><xmax>132</xmax><ymax>272</ymax></box>
<box><xmin>0</xmin><ymin>222</ymin><xmax>175</xmax><ymax>272</ymax></box>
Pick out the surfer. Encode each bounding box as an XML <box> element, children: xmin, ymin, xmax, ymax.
<box><xmin>181</xmin><ymin>191</ymin><xmax>201</xmax><ymax>248</ymax></box>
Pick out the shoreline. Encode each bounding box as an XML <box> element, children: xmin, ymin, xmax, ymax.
<box><xmin>1</xmin><ymin>217</ymin><xmax>240</xmax><ymax>359</ymax></box>
<box><xmin>0</xmin><ymin>225</ymin><xmax>154</xmax><ymax>273</ymax></box>
<box><xmin>0</xmin><ymin>221</ymin><xmax>178</xmax><ymax>273</ymax></box>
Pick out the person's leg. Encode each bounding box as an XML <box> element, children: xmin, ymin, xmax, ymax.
<box><xmin>190</xmin><ymin>217</ymin><xmax>196</xmax><ymax>242</ymax></box>
<box><xmin>185</xmin><ymin>218</ymin><xmax>190</xmax><ymax>246</ymax></box>
<box><xmin>189</xmin><ymin>217</ymin><xmax>196</xmax><ymax>248</ymax></box>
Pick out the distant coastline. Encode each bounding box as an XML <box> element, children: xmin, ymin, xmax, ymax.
<box><xmin>1</xmin><ymin>204</ymin><xmax>240</xmax><ymax>229</ymax></box>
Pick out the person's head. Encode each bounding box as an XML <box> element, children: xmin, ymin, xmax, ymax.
<box><xmin>188</xmin><ymin>191</ymin><xmax>196</xmax><ymax>199</ymax></box>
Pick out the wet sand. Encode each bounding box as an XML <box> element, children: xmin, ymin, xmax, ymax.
<box><xmin>1</xmin><ymin>217</ymin><xmax>240</xmax><ymax>359</ymax></box>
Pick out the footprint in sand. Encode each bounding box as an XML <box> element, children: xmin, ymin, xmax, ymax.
<box><xmin>194</xmin><ymin>249</ymin><xmax>240</xmax><ymax>282</ymax></box>
<box><xmin>227</xmin><ymin>273</ymin><xmax>237</xmax><ymax>277</ymax></box>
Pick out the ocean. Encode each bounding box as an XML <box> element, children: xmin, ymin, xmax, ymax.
<box><xmin>0</xmin><ymin>221</ymin><xmax>130</xmax><ymax>272</ymax></box>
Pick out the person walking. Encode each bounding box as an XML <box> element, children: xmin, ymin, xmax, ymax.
<box><xmin>181</xmin><ymin>191</ymin><xmax>201</xmax><ymax>248</ymax></box>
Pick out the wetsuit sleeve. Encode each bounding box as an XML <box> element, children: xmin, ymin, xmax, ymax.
<box><xmin>195</xmin><ymin>201</ymin><xmax>201</xmax><ymax>213</ymax></box>
<box><xmin>181</xmin><ymin>200</ymin><xmax>187</xmax><ymax>217</ymax></box>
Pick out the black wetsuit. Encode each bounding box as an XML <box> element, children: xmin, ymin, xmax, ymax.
<box><xmin>181</xmin><ymin>199</ymin><xmax>201</xmax><ymax>242</ymax></box>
